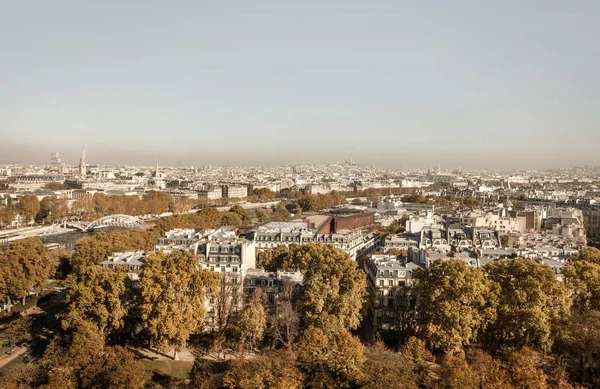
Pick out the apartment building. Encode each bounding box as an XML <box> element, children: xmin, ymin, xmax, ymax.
<box><xmin>249</xmin><ymin>227</ymin><xmax>381</xmax><ymax>261</ymax></box>
<box><xmin>363</xmin><ymin>255</ymin><xmax>421</xmax><ymax>333</ymax></box>
<box><xmin>100</xmin><ymin>251</ymin><xmax>146</xmax><ymax>281</ymax></box>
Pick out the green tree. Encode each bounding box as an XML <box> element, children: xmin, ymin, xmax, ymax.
<box><xmin>484</xmin><ymin>258</ymin><xmax>571</xmax><ymax>352</ymax></box>
<box><xmin>63</xmin><ymin>265</ymin><xmax>128</xmax><ymax>336</ymax></box>
<box><xmin>139</xmin><ymin>250</ymin><xmax>220</xmax><ymax>359</ymax></box>
<box><xmin>414</xmin><ymin>259</ymin><xmax>498</xmax><ymax>353</ymax></box>
<box><xmin>19</xmin><ymin>194</ymin><xmax>40</xmax><ymax>223</ymax></box>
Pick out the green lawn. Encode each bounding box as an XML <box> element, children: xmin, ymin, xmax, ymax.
<box><xmin>141</xmin><ymin>359</ymin><xmax>194</xmax><ymax>379</ymax></box>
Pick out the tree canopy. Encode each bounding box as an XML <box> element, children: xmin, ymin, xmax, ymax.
<box><xmin>139</xmin><ymin>250</ymin><xmax>220</xmax><ymax>359</ymax></box>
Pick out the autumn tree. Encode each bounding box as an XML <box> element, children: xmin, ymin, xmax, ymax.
<box><xmin>139</xmin><ymin>250</ymin><xmax>220</xmax><ymax>359</ymax></box>
<box><xmin>297</xmin><ymin>244</ymin><xmax>368</xmax><ymax>333</ymax></box>
<box><xmin>222</xmin><ymin>350</ymin><xmax>304</xmax><ymax>389</ymax></box>
<box><xmin>413</xmin><ymin>259</ymin><xmax>498</xmax><ymax>353</ymax></box>
<box><xmin>296</xmin><ymin>326</ymin><xmax>365</xmax><ymax>389</ymax></box>
<box><xmin>484</xmin><ymin>258</ymin><xmax>571</xmax><ymax>352</ymax></box>
<box><xmin>72</xmin><ymin>233</ymin><xmax>112</xmax><ymax>269</ymax></box>
<box><xmin>1</xmin><ymin>238</ymin><xmax>57</xmax><ymax>304</ymax></box>
<box><xmin>19</xmin><ymin>194</ymin><xmax>40</xmax><ymax>223</ymax></box>
<box><xmin>144</xmin><ymin>190</ymin><xmax>172</xmax><ymax>215</ymax></box>
<box><xmin>360</xmin><ymin>342</ymin><xmax>418</xmax><ymax>389</ymax></box>
<box><xmin>221</xmin><ymin>212</ymin><xmax>243</xmax><ymax>227</ymax></box>
<box><xmin>229</xmin><ymin>205</ymin><xmax>247</xmax><ymax>221</ymax></box>
<box><xmin>560</xmin><ymin>310</ymin><xmax>600</xmax><ymax>386</ymax></box>
<box><xmin>256</xmin><ymin>244</ymin><xmax>292</xmax><ymax>272</ymax></box>
<box><xmin>1</xmin><ymin>316</ymin><xmax>34</xmax><ymax>355</ymax></box>
<box><xmin>0</xmin><ymin>204</ymin><xmax>17</xmax><ymax>228</ymax></box>
<box><xmin>563</xmin><ymin>260</ymin><xmax>600</xmax><ymax>312</ymax></box>
<box><xmin>238</xmin><ymin>289</ymin><xmax>267</xmax><ymax>353</ymax></box>
<box><xmin>63</xmin><ymin>265</ymin><xmax>128</xmax><ymax>336</ymax></box>
<box><xmin>570</xmin><ymin>247</ymin><xmax>600</xmax><ymax>265</ymax></box>
<box><xmin>271</xmin><ymin>281</ymin><xmax>301</xmax><ymax>347</ymax></box>
<box><xmin>505</xmin><ymin>347</ymin><xmax>549</xmax><ymax>389</ymax></box>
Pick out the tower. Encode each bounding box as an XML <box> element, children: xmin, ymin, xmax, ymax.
<box><xmin>78</xmin><ymin>146</ymin><xmax>87</xmax><ymax>177</ymax></box>
<box><xmin>153</xmin><ymin>161</ymin><xmax>159</xmax><ymax>178</ymax></box>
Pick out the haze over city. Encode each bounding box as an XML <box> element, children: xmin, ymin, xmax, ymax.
<box><xmin>2</xmin><ymin>1</ymin><xmax>599</xmax><ymax>169</ymax></box>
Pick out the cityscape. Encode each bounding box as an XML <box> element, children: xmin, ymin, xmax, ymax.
<box><xmin>2</xmin><ymin>1</ymin><xmax>600</xmax><ymax>389</ymax></box>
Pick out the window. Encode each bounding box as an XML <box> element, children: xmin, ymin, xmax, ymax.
<box><xmin>233</xmin><ymin>267</ymin><xmax>238</xmax><ymax>273</ymax></box>
<box><xmin>378</xmin><ymin>290</ymin><xmax>384</xmax><ymax>296</ymax></box>
<box><xmin>268</xmin><ymin>293</ymin><xmax>275</xmax><ymax>305</ymax></box>
<box><xmin>210</xmin><ymin>266</ymin><xmax>214</xmax><ymax>271</ymax></box>
<box><xmin>388</xmin><ymin>280</ymin><xmax>394</xmax><ymax>287</ymax></box>
<box><xmin>379</xmin><ymin>280</ymin><xmax>384</xmax><ymax>287</ymax></box>
<box><xmin>249</xmin><ymin>278</ymin><xmax>255</xmax><ymax>285</ymax></box>
<box><xmin>221</xmin><ymin>267</ymin><xmax>225</xmax><ymax>272</ymax></box>
<box><xmin>379</xmin><ymin>298</ymin><xmax>385</xmax><ymax>307</ymax></box>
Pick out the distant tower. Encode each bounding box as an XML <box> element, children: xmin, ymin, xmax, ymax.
<box><xmin>152</xmin><ymin>161</ymin><xmax>159</xmax><ymax>178</ymax></box>
<box><xmin>50</xmin><ymin>152</ymin><xmax>61</xmax><ymax>166</ymax></box>
<box><xmin>78</xmin><ymin>146</ymin><xmax>87</xmax><ymax>177</ymax></box>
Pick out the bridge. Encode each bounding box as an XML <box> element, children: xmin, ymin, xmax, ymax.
<box><xmin>67</xmin><ymin>214</ymin><xmax>148</xmax><ymax>232</ymax></box>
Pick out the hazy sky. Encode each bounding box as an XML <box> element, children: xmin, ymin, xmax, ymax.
<box><xmin>1</xmin><ymin>1</ymin><xmax>599</xmax><ymax>169</ymax></box>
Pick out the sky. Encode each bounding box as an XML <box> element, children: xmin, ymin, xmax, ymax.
<box><xmin>1</xmin><ymin>1</ymin><xmax>599</xmax><ymax>169</ymax></box>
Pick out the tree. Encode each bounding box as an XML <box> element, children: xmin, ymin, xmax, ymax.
<box><xmin>1</xmin><ymin>238</ymin><xmax>57</xmax><ymax>304</ymax></box>
<box><xmin>139</xmin><ymin>250</ymin><xmax>220</xmax><ymax>359</ymax></box>
<box><xmin>238</xmin><ymin>290</ymin><xmax>267</xmax><ymax>352</ymax></box>
<box><xmin>63</xmin><ymin>265</ymin><xmax>128</xmax><ymax>336</ymax></box>
<box><xmin>560</xmin><ymin>310</ymin><xmax>600</xmax><ymax>386</ymax></box>
<box><xmin>0</xmin><ymin>204</ymin><xmax>17</xmax><ymax>228</ymax></box>
<box><xmin>222</xmin><ymin>350</ymin><xmax>304</xmax><ymax>389</ymax></box>
<box><xmin>1</xmin><ymin>316</ymin><xmax>33</xmax><ymax>355</ymax></box>
<box><xmin>484</xmin><ymin>258</ymin><xmax>571</xmax><ymax>352</ymax></box>
<box><xmin>213</xmin><ymin>273</ymin><xmax>243</xmax><ymax>333</ymax></box>
<box><xmin>48</xmin><ymin>197</ymin><xmax>68</xmax><ymax>223</ymax></box>
<box><xmin>297</xmin><ymin>244</ymin><xmax>368</xmax><ymax>333</ymax></box>
<box><xmin>144</xmin><ymin>190</ymin><xmax>172</xmax><ymax>215</ymax></box>
<box><xmin>255</xmin><ymin>208</ymin><xmax>269</xmax><ymax>224</ymax></box>
<box><xmin>221</xmin><ymin>212</ymin><xmax>243</xmax><ymax>226</ymax></box>
<box><xmin>256</xmin><ymin>244</ymin><xmax>292</xmax><ymax>272</ymax></box>
<box><xmin>271</xmin><ymin>281</ymin><xmax>301</xmax><ymax>347</ymax></box>
<box><xmin>229</xmin><ymin>205</ymin><xmax>247</xmax><ymax>221</ymax></box>
<box><xmin>570</xmin><ymin>247</ymin><xmax>600</xmax><ymax>265</ymax></box>
<box><xmin>19</xmin><ymin>194</ymin><xmax>40</xmax><ymax>223</ymax></box>
<box><xmin>78</xmin><ymin>346</ymin><xmax>152</xmax><ymax>389</ymax></box>
<box><xmin>413</xmin><ymin>259</ymin><xmax>498</xmax><ymax>353</ymax></box>
<box><xmin>360</xmin><ymin>342</ymin><xmax>418</xmax><ymax>389</ymax></box>
<box><xmin>296</xmin><ymin>327</ymin><xmax>364</xmax><ymax>389</ymax></box>
<box><xmin>505</xmin><ymin>348</ymin><xmax>549</xmax><ymax>389</ymax></box>
<box><xmin>563</xmin><ymin>260</ymin><xmax>600</xmax><ymax>312</ymax></box>
<box><xmin>72</xmin><ymin>233</ymin><xmax>111</xmax><ymax>269</ymax></box>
